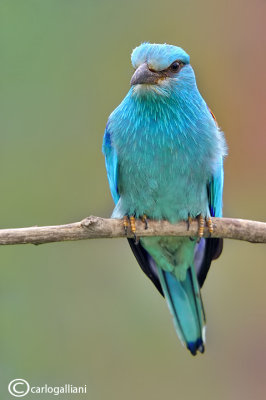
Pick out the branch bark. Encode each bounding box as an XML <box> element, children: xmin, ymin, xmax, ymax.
<box><xmin>0</xmin><ymin>216</ymin><xmax>264</xmax><ymax>245</ymax></box>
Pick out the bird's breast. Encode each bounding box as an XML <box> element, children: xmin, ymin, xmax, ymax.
<box><xmin>109</xmin><ymin>93</ymin><xmax>223</xmax><ymax>220</ymax></box>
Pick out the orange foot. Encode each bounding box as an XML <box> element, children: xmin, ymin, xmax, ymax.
<box><xmin>197</xmin><ymin>214</ymin><xmax>205</xmax><ymax>238</ymax></box>
<box><xmin>197</xmin><ymin>214</ymin><xmax>213</xmax><ymax>239</ymax></box>
<box><xmin>123</xmin><ymin>215</ymin><xmax>148</xmax><ymax>244</ymax></box>
<box><xmin>206</xmin><ymin>216</ymin><xmax>213</xmax><ymax>235</ymax></box>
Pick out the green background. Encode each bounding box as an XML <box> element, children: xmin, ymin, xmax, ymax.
<box><xmin>1</xmin><ymin>0</ymin><xmax>266</xmax><ymax>399</ymax></box>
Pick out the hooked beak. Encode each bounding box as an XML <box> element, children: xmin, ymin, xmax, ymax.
<box><xmin>130</xmin><ymin>63</ymin><xmax>164</xmax><ymax>86</ymax></box>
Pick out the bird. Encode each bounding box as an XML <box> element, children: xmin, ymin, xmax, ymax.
<box><xmin>102</xmin><ymin>43</ymin><xmax>227</xmax><ymax>355</ymax></box>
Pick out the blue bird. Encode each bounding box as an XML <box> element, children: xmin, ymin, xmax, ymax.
<box><xmin>103</xmin><ymin>43</ymin><xmax>227</xmax><ymax>355</ymax></box>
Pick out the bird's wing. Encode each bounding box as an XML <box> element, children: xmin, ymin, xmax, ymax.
<box><xmin>195</xmin><ymin>157</ymin><xmax>224</xmax><ymax>287</ymax></box>
<box><xmin>206</xmin><ymin>107</ymin><xmax>224</xmax><ymax>219</ymax></box>
<box><xmin>207</xmin><ymin>156</ymin><xmax>224</xmax><ymax>219</ymax></box>
<box><xmin>103</xmin><ymin>124</ymin><xmax>164</xmax><ymax>295</ymax></box>
<box><xmin>102</xmin><ymin>124</ymin><xmax>120</xmax><ymax>205</ymax></box>
<box><xmin>195</xmin><ymin>108</ymin><xmax>225</xmax><ymax>287</ymax></box>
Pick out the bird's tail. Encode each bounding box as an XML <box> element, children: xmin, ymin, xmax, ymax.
<box><xmin>157</xmin><ymin>266</ymin><xmax>206</xmax><ymax>356</ymax></box>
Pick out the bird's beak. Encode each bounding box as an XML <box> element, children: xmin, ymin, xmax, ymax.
<box><xmin>130</xmin><ymin>63</ymin><xmax>163</xmax><ymax>86</ymax></box>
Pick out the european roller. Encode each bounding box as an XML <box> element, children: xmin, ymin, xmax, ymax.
<box><xmin>103</xmin><ymin>43</ymin><xmax>227</xmax><ymax>355</ymax></box>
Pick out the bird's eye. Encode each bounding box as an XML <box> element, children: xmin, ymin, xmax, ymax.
<box><xmin>170</xmin><ymin>61</ymin><xmax>181</xmax><ymax>72</ymax></box>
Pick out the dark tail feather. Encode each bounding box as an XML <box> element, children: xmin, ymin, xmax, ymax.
<box><xmin>195</xmin><ymin>238</ymin><xmax>223</xmax><ymax>287</ymax></box>
<box><xmin>127</xmin><ymin>238</ymin><xmax>164</xmax><ymax>296</ymax></box>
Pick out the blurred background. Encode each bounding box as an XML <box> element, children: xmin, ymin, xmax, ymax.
<box><xmin>0</xmin><ymin>0</ymin><xmax>266</xmax><ymax>399</ymax></box>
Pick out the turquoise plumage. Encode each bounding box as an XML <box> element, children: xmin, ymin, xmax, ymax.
<box><xmin>103</xmin><ymin>43</ymin><xmax>227</xmax><ymax>355</ymax></box>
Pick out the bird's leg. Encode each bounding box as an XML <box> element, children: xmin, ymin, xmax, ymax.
<box><xmin>124</xmin><ymin>214</ymin><xmax>148</xmax><ymax>243</ymax></box>
<box><xmin>123</xmin><ymin>215</ymin><xmax>140</xmax><ymax>244</ymax></box>
<box><xmin>206</xmin><ymin>216</ymin><xmax>213</xmax><ymax>235</ymax></box>
<box><xmin>197</xmin><ymin>214</ymin><xmax>205</xmax><ymax>239</ymax></box>
<box><xmin>129</xmin><ymin>216</ymin><xmax>136</xmax><ymax>234</ymax></box>
<box><xmin>141</xmin><ymin>214</ymin><xmax>149</xmax><ymax>230</ymax></box>
<box><xmin>123</xmin><ymin>216</ymin><xmax>129</xmax><ymax>235</ymax></box>
<box><xmin>129</xmin><ymin>216</ymin><xmax>139</xmax><ymax>244</ymax></box>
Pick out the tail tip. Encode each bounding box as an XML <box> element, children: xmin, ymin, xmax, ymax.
<box><xmin>187</xmin><ymin>339</ymin><xmax>205</xmax><ymax>356</ymax></box>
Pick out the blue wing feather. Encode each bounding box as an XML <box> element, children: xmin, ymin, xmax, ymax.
<box><xmin>103</xmin><ymin>125</ymin><xmax>164</xmax><ymax>295</ymax></box>
<box><xmin>102</xmin><ymin>125</ymin><xmax>120</xmax><ymax>205</ymax></box>
<box><xmin>208</xmin><ymin>156</ymin><xmax>224</xmax><ymax>218</ymax></box>
<box><xmin>196</xmin><ymin>156</ymin><xmax>224</xmax><ymax>287</ymax></box>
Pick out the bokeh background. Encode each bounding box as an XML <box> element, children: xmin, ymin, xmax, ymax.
<box><xmin>1</xmin><ymin>0</ymin><xmax>266</xmax><ymax>399</ymax></box>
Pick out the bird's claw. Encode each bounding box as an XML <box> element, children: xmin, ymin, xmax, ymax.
<box><xmin>129</xmin><ymin>216</ymin><xmax>136</xmax><ymax>234</ymax></box>
<box><xmin>197</xmin><ymin>214</ymin><xmax>205</xmax><ymax>239</ymax></box>
<box><xmin>142</xmin><ymin>214</ymin><xmax>149</xmax><ymax>230</ymax></box>
<box><xmin>123</xmin><ymin>215</ymin><xmax>149</xmax><ymax>244</ymax></box>
<box><xmin>123</xmin><ymin>216</ymin><xmax>129</xmax><ymax>235</ymax></box>
<box><xmin>187</xmin><ymin>214</ymin><xmax>192</xmax><ymax>231</ymax></box>
<box><xmin>129</xmin><ymin>216</ymin><xmax>139</xmax><ymax>244</ymax></box>
<box><xmin>123</xmin><ymin>215</ymin><xmax>139</xmax><ymax>244</ymax></box>
<box><xmin>206</xmin><ymin>216</ymin><xmax>213</xmax><ymax>235</ymax></box>
<box><xmin>196</xmin><ymin>215</ymin><xmax>213</xmax><ymax>241</ymax></box>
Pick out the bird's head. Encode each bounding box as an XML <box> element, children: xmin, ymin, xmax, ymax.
<box><xmin>130</xmin><ymin>43</ymin><xmax>194</xmax><ymax>97</ymax></box>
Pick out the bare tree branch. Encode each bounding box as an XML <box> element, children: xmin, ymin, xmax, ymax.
<box><xmin>0</xmin><ymin>216</ymin><xmax>265</xmax><ymax>245</ymax></box>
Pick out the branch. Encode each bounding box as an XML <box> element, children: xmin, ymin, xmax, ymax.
<box><xmin>0</xmin><ymin>216</ymin><xmax>264</xmax><ymax>245</ymax></box>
